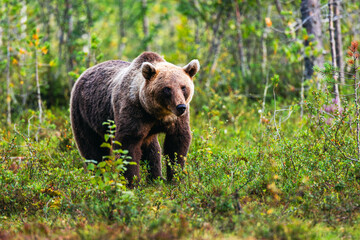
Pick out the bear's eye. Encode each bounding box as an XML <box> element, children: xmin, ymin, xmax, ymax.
<box><xmin>163</xmin><ymin>87</ymin><xmax>172</xmax><ymax>96</ymax></box>
<box><xmin>181</xmin><ymin>86</ymin><xmax>187</xmax><ymax>92</ymax></box>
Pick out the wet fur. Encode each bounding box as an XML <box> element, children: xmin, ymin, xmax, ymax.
<box><xmin>70</xmin><ymin>52</ymin><xmax>198</xmax><ymax>186</ymax></box>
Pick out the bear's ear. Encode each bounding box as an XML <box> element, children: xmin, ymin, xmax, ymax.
<box><xmin>141</xmin><ymin>62</ymin><xmax>157</xmax><ymax>81</ymax></box>
<box><xmin>183</xmin><ymin>59</ymin><xmax>200</xmax><ymax>78</ymax></box>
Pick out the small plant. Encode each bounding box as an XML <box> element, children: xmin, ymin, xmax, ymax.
<box><xmin>309</xmin><ymin>41</ymin><xmax>360</xmax><ymax>164</ymax></box>
<box><xmin>83</xmin><ymin>120</ymin><xmax>135</xmax><ymax>221</ymax></box>
<box><xmin>86</xmin><ymin>120</ymin><xmax>133</xmax><ymax>195</ymax></box>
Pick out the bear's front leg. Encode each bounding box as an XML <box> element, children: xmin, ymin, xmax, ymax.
<box><xmin>163</xmin><ymin>116</ymin><xmax>191</xmax><ymax>181</ymax></box>
<box><xmin>141</xmin><ymin>135</ymin><xmax>164</xmax><ymax>181</ymax></box>
<box><xmin>114</xmin><ymin>130</ymin><xmax>148</xmax><ymax>188</ymax></box>
<box><xmin>113</xmin><ymin>109</ymin><xmax>152</xmax><ymax>187</ymax></box>
<box><xmin>115</xmin><ymin>135</ymin><xmax>143</xmax><ymax>188</ymax></box>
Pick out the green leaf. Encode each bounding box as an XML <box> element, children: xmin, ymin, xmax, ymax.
<box><xmin>97</xmin><ymin>161</ymin><xmax>107</xmax><ymax>168</ymax></box>
<box><xmin>104</xmin><ymin>134</ymin><xmax>110</xmax><ymax>142</ymax></box>
<box><xmin>95</xmin><ymin>170</ymin><xmax>102</xmax><ymax>176</ymax></box>
<box><xmin>100</xmin><ymin>142</ymin><xmax>111</xmax><ymax>148</ymax></box>
<box><xmin>103</xmin><ymin>172</ymin><xmax>110</xmax><ymax>183</ymax></box>
<box><xmin>116</xmin><ymin>165</ymin><xmax>126</xmax><ymax>170</ymax></box>
<box><xmin>87</xmin><ymin>163</ymin><xmax>95</xmax><ymax>171</ymax></box>
<box><xmin>115</xmin><ymin>159</ymin><xmax>124</xmax><ymax>165</ymax></box>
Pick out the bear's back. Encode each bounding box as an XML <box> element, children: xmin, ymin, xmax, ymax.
<box><xmin>71</xmin><ymin>60</ymin><xmax>131</xmax><ymax>135</ymax></box>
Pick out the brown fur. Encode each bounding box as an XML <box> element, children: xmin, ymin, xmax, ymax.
<box><xmin>70</xmin><ymin>52</ymin><xmax>200</xmax><ymax>186</ymax></box>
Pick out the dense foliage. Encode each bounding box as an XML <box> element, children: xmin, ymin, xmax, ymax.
<box><xmin>1</xmin><ymin>0</ymin><xmax>360</xmax><ymax>239</ymax></box>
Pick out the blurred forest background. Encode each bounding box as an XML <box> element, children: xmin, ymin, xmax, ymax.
<box><xmin>1</xmin><ymin>0</ymin><xmax>359</xmax><ymax>121</ymax></box>
<box><xmin>2</xmin><ymin>0</ymin><xmax>360</xmax><ymax>239</ymax></box>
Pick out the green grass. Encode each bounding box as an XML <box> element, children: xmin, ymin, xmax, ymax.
<box><xmin>1</xmin><ymin>97</ymin><xmax>360</xmax><ymax>239</ymax></box>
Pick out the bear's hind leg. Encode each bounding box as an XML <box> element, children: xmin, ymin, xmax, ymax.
<box><xmin>141</xmin><ymin>135</ymin><xmax>163</xmax><ymax>181</ymax></box>
<box><xmin>72</xmin><ymin>114</ymin><xmax>109</xmax><ymax>163</ymax></box>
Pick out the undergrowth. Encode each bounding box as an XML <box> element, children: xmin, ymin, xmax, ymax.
<box><xmin>0</xmin><ymin>96</ymin><xmax>359</xmax><ymax>239</ymax></box>
<box><xmin>2</xmin><ymin>46</ymin><xmax>360</xmax><ymax>238</ymax></box>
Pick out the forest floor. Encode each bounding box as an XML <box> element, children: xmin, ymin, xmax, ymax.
<box><xmin>0</xmin><ymin>105</ymin><xmax>360</xmax><ymax>239</ymax></box>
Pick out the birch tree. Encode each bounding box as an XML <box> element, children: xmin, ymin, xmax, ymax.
<box><xmin>6</xmin><ymin>2</ymin><xmax>11</xmax><ymax>125</ymax></box>
<box><xmin>334</xmin><ymin>0</ymin><xmax>344</xmax><ymax>84</ymax></box>
<box><xmin>142</xmin><ymin>0</ymin><xmax>150</xmax><ymax>51</ymax></box>
<box><xmin>328</xmin><ymin>0</ymin><xmax>341</xmax><ymax>109</ymax></box>
<box><xmin>300</xmin><ymin>0</ymin><xmax>324</xmax><ymax>87</ymax></box>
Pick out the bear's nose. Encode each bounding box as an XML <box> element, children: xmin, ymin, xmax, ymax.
<box><xmin>176</xmin><ymin>104</ymin><xmax>186</xmax><ymax>115</ymax></box>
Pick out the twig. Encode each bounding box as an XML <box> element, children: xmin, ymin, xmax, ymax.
<box><xmin>328</xmin><ymin>0</ymin><xmax>341</xmax><ymax>110</ymax></box>
<box><xmin>35</xmin><ymin>47</ymin><xmax>43</xmax><ymax>142</ymax></box>
<box><xmin>260</xmin><ymin>71</ymin><xmax>270</xmax><ymax>125</ymax></box>
<box><xmin>28</xmin><ymin>115</ymin><xmax>34</xmax><ymax>141</ymax></box>
<box><xmin>6</xmin><ymin>2</ymin><xmax>11</xmax><ymax>125</ymax></box>
<box><xmin>353</xmin><ymin>56</ymin><xmax>360</xmax><ymax>160</ymax></box>
<box><xmin>318</xmin><ymin>117</ymin><xmax>359</xmax><ymax>162</ymax></box>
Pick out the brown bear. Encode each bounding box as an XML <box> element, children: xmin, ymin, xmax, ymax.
<box><xmin>70</xmin><ymin>52</ymin><xmax>200</xmax><ymax>186</ymax></box>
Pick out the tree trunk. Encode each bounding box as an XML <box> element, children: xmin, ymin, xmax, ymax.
<box><xmin>118</xmin><ymin>0</ymin><xmax>126</xmax><ymax>57</ymax></box>
<box><xmin>6</xmin><ymin>3</ymin><xmax>11</xmax><ymax>125</ymax></box>
<box><xmin>35</xmin><ymin>48</ymin><xmax>43</xmax><ymax>142</ymax></box>
<box><xmin>261</xmin><ymin>4</ymin><xmax>271</xmax><ymax>77</ymax></box>
<box><xmin>300</xmin><ymin>0</ymin><xmax>324</xmax><ymax>88</ymax></box>
<box><xmin>55</xmin><ymin>3</ymin><xmax>64</xmax><ymax>62</ymax></box>
<box><xmin>261</xmin><ymin>30</ymin><xmax>268</xmax><ymax>77</ymax></box>
<box><xmin>142</xmin><ymin>0</ymin><xmax>150</xmax><ymax>51</ymax></box>
<box><xmin>328</xmin><ymin>0</ymin><xmax>341</xmax><ymax>109</ymax></box>
<box><xmin>334</xmin><ymin>1</ymin><xmax>344</xmax><ymax>84</ymax></box>
<box><xmin>194</xmin><ymin>18</ymin><xmax>200</xmax><ymax>55</ymax></box>
<box><xmin>209</xmin><ymin>37</ymin><xmax>222</xmax><ymax>83</ymax></box>
<box><xmin>233</xmin><ymin>0</ymin><xmax>247</xmax><ymax>79</ymax></box>
<box><xmin>206</xmin><ymin>25</ymin><xmax>222</xmax><ymax>88</ymax></box>
<box><xmin>274</xmin><ymin>0</ymin><xmax>285</xmax><ymax>22</ymax></box>
<box><xmin>20</xmin><ymin>0</ymin><xmax>29</xmax><ymax>107</ymax></box>
<box><xmin>38</xmin><ymin>0</ymin><xmax>51</xmax><ymax>42</ymax></box>
<box><xmin>84</xmin><ymin>0</ymin><xmax>93</xmax><ymax>68</ymax></box>
<box><xmin>199</xmin><ymin>6</ymin><xmax>224</xmax><ymax>86</ymax></box>
<box><xmin>65</xmin><ymin>0</ymin><xmax>74</xmax><ymax>90</ymax></box>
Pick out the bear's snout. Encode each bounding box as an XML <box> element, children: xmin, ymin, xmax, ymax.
<box><xmin>176</xmin><ymin>104</ymin><xmax>186</xmax><ymax>116</ymax></box>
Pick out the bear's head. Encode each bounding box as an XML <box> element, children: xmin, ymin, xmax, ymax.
<box><xmin>139</xmin><ymin>59</ymin><xmax>200</xmax><ymax>121</ymax></box>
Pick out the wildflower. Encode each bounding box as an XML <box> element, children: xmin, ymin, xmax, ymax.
<box><xmin>19</xmin><ymin>48</ymin><xmax>27</xmax><ymax>55</ymax></box>
<box><xmin>349</xmin><ymin>45</ymin><xmax>356</xmax><ymax>52</ymax></box>
<box><xmin>41</xmin><ymin>46</ymin><xmax>48</xmax><ymax>54</ymax></box>
<box><xmin>351</xmin><ymin>40</ymin><xmax>359</xmax><ymax>50</ymax></box>
<box><xmin>32</xmin><ymin>34</ymin><xmax>39</xmax><ymax>40</ymax></box>
<box><xmin>265</xmin><ymin>17</ymin><xmax>272</xmax><ymax>27</ymax></box>
<box><xmin>261</xmin><ymin>117</ymin><xmax>269</xmax><ymax>124</ymax></box>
